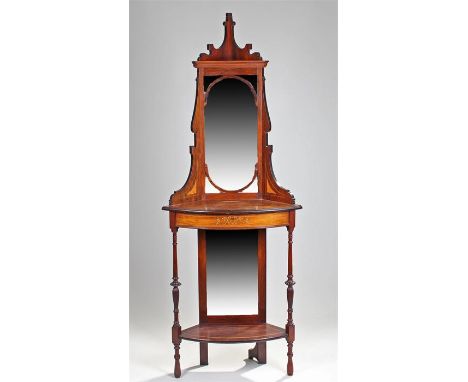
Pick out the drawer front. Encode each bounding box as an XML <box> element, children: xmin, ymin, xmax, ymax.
<box><xmin>175</xmin><ymin>212</ymin><xmax>289</xmax><ymax>229</ymax></box>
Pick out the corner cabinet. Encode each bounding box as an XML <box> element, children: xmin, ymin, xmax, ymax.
<box><xmin>162</xmin><ymin>13</ymin><xmax>302</xmax><ymax>378</ymax></box>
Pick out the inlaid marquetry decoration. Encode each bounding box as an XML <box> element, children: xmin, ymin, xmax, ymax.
<box><xmin>215</xmin><ymin>215</ymin><xmax>249</xmax><ymax>225</ymax></box>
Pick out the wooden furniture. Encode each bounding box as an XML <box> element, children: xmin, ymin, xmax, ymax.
<box><xmin>162</xmin><ymin>13</ymin><xmax>301</xmax><ymax>378</ymax></box>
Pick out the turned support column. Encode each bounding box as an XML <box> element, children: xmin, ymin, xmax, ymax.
<box><xmin>285</xmin><ymin>214</ymin><xmax>296</xmax><ymax>376</ymax></box>
<box><xmin>170</xmin><ymin>224</ymin><xmax>182</xmax><ymax>378</ymax></box>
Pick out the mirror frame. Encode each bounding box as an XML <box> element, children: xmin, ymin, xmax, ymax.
<box><xmin>168</xmin><ymin>13</ymin><xmax>295</xmax><ymax>206</ymax></box>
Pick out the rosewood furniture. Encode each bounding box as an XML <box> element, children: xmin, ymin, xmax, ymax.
<box><xmin>162</xmin><ymin>13</ymin><xmax>301</xmax><ymax>378</ymax></box>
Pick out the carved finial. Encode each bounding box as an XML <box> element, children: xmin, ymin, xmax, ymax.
<box><xmin>197</xmin><ymin>13</ymin><xmax>262</xmax><ymax>61</ymax></box>
<box><xmin>223</xmin><ymin>13</ymin><xmax>235</xmax><ymax>59</ymax></box>
<box><xmin>224</xmin><ymin>13</ymin><xmax>235</xmax><ymax>27</ymax></box>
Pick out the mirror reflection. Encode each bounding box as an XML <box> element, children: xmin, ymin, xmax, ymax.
<box><xmin>206</xmin><ymin>230</ymin><xmax>258</xmax><ymax>315</ymax></box>
<box><xmin>204</xmin><ymin>77</ymin><xmax>257</xmax><ymax>191</ymax></box>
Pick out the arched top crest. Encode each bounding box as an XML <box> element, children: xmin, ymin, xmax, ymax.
<box><xmin>197</xmin><ymin>13</ymin><xmax>263</xmax><ymax>61</ymax></box>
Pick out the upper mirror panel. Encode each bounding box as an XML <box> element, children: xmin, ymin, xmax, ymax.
<box><xmin>204</xmin><ymin>76</ymin><xmax>258</xmax><ymax>191</ymax></box>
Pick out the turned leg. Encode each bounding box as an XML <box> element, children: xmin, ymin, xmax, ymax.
<box><xmin>170</xmin><ymin>227</ymin><xmax>182</xmax><ymax>378</ymax></box>
<box><xmin>200</xmin><ymin>343</ymin><xmax>208</xmax><ymax>365</ymax></box>
<box><xmin>285</xmin><ymin>227</ymin><xmax>295</xmax><ymax>376</ymax></box>
<box><xmin>248</xmin><ymin>342</ymin><xmax>266</xmax><ymax>364</ymax></box>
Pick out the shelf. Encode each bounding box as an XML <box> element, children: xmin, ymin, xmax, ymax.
<box><xmin>162</xmin><ymin>199</ymin><xmax>302</xmax><ymax>215</ymax></box>
<box><xmin>180</xmin><ymin>323</ymin><xmax>286</xmax><ymax>343</ymax></box>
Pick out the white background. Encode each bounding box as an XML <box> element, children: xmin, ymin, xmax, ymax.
<box><xmin>1</xmin><ymin>0</ymin><xmax>467</xmax><ymax>382</ymax></box>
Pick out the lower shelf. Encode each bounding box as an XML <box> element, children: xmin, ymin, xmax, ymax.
<box><xmin>180</xmin><ymin>323</ymin><xmax>286</xmax><ymax>343</ymax></box>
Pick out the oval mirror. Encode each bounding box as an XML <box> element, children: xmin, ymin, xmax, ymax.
<box><xmin>204</xmin><ymin>77</ymin><xmax>257</xmax><ymax>191</ymax></box>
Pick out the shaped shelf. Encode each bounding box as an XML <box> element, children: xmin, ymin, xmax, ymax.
<box><xmin>180</xmin><ymin>323</ymin><xmax>286</xmax><ymax>343</ymax></box>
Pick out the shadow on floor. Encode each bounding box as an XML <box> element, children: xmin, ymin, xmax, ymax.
<box><xmin>142</xmin><ymin>358</ymin><xmax>268</xmax><ymax>382</ymax></box>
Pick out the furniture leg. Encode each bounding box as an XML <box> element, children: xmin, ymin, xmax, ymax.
<box><xmin>285</xmin><ymin>227</ymin><xmax>295</xmax><ymax>376</ymax></box>
<box><xmin>200</xmin><ymin>342</ymin><xmax>208</xmax><ymax>365</ymax></box>
<box><xmin>248</xmin><ymin>341</ymin><xmax>266</xmax><ymax>364</ymax></box>
<box><xmin>170</xmin><ymin>227</ymin><xmax>182</xmax><ymax>378</ymax></box>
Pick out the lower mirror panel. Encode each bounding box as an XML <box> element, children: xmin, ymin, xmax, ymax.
<box><xmin>206</xmin><ymin>230</ymin><xmax>258</xmax><ymax>315</ymax></box>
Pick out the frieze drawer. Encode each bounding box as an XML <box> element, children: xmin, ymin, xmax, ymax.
<box><xmin>175</xmin><ymin>211</ymin><xmax>290</xmax><ymax>229</ymax></box>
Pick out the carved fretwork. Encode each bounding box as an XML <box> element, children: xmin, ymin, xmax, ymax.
<box><xmin>169</xmin><ymin>69</ymin><xmax>205</xmax><ymax>205</ymax></box>
<box><xmin>262</xmin><ymin>85</ymin><xmax>296</xmax><ymax>204</ymax></box>
<box><xmin>264</xmin><ymin>145</ymin><xmax>295</xmax><ymax>203</ymax></box>
<box><xmin>205</xmin><ymin>75</ymin><xmax>257</xmax><ymax>106</ymax></box>
<box><xmin>205</xmin><ymin>163</ymin><xmax>258</xmax><ymax>193</ymax></box>
<box><xmin>198</xmin><ymin>13</ymin><xmax>262</xmax><ymax>61</ymax></box>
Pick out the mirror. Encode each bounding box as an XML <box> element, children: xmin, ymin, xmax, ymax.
<box><xmin>206</xmin><ymin>230</ymin><xmax>258</xmax><ymax>315</ymax></box>
<box><xmin>204</xmin><ymin>77</ymin><xmax>257</xmax><ymax>191</ymax></box>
